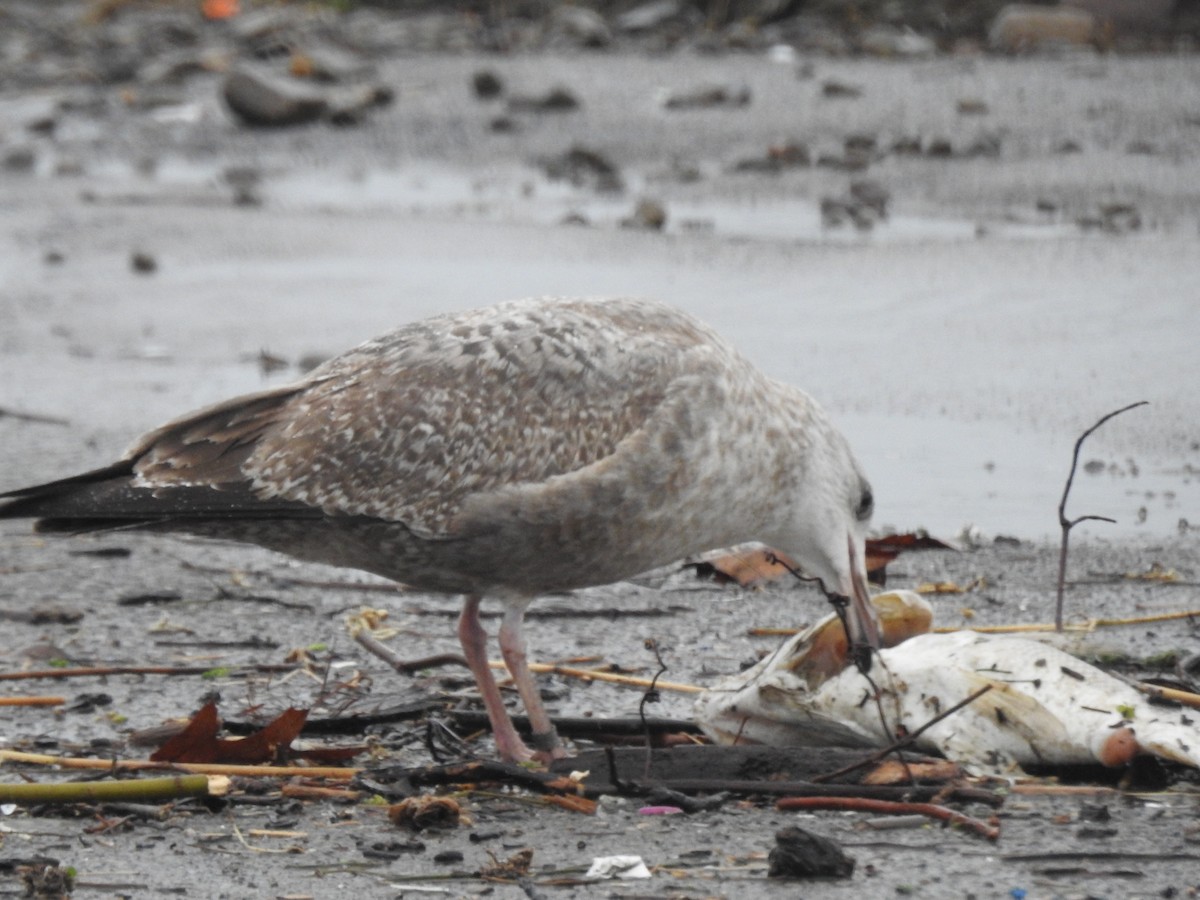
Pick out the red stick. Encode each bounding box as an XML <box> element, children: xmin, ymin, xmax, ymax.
<box><xmin>776</xmin><ymin>796</ymin><xmax>1000</xmax><ymax>841</ymax></box>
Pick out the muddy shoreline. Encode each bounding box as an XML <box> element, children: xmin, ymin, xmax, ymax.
<box><xmin>2</xmin><ymin>3</ymin><xmax>1199</xmax><ymax>898</ymax></box>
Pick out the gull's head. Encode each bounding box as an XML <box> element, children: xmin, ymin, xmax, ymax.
<box><xmin>769</xmin><ymin>415</ymin><xmax>880</xmax><ymax>653</ymax></box>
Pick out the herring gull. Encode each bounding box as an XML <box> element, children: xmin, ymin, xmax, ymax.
<box><xmin>0</xmin><ymin>296</ymin><xmax>877</xmax><ymax>763</ymax></box>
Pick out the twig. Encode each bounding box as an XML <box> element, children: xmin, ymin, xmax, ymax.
<box><xmin>0</xmin><ymin>696</ymin><xmax>65</xmax><ymax>707</ymax></box>
<box><xmin>495</xmin><ymin>661</ymin><xmax>702</xmax><ymax>694</ymax></box>
<box><xmin>775</xmin><ymin>796</ymin><xmax>1000</xmax><ymax>841</ymax></box>
<box><xmin>0</xmin><ymin>406</ymin><xmax>69</xmax><ymax>426</ymax></box>
<box><xmin>0</xmin><ymin>774</ymin><xmax>217</xmax><ymax>805</ymax></box>
<box><xmin>639</xmin><ymin>638</ymin><xmax>669</xmax><ymax>779</ymax></box>
<box><xmin>0</xmin><ymin>749</ymin><xmax>358</xmax><ymax>781</ymax></box>
<box><xmin>1055</xmin><ymin>401</ymin><xmax>1149</xmax><ymax>631</ymax></box>
<box><xmin>812</xmin><ymin>685</ymin><xmax>992</xmax><ymax>783</ymax></box>
<box><xmin>0</xmin><ymin>663</ymin><xmax>301</xmax><ymax>682</ymax></box>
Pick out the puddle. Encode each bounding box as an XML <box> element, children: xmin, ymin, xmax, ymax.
<box><xmin>842</xmin><ymin>412</ymin><xmax>1198</xmax><ymax>541</ymax></box>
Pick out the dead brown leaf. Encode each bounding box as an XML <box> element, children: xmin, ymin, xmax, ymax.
<box><xmin>150</xmin><ymin>702</ymin><xmax>309</xmax><ymax>765</ymax></box>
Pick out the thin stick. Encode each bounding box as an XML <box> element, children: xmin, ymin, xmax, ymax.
<box><xmin>0</xmin><ymin>663</ymin><xmax>300</xmax><ymax>682</ymax></box>
<box><xmin>491</xmin><ymin>661</ymin><xmax>704</xmax><ymax>694</ymax></box>
<box><xmin>775</xmin><ymin>795</ymin><xmax>1000</xmax><ymax>841</ymax></box>
<box><xmin>0</xmin><ymin>749</ymin><xmax>359</xmax><ymax>781</ymax></box>
<box><xmin>0</xmin><ymin>774</ymin><xmax>216</xmax><ymax>805</ymax></box>
<box><xmin>1056</xmin><ymin>401</ymin><xmax>1149</xmax><ymax>631</ymax></box>
<box><xmin>812</xmin><ymin>685</ymin><xmax>992</xmax><ymax>783</ymax></box>
<box><xmin>0</xmin><ymin>696</ymin><xmax>66</xmax><ymax>706</ymax></box>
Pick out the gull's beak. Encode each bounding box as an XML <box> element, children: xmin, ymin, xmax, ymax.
<box><xmin>842</xmin><ymin>535</ymin><xmax>880</xmax><ymax>655</ymax></box>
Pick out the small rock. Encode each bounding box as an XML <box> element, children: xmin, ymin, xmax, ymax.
<box><xmin>26</xmin><ymin>115</ymin><xmax>57</xmax><ymax>136</ymax></box>
<box><xmin>222</xmin><ymin>65</ymin><xmax>328</xmax><ymax>127</ymax></box>
<box><xmin>539</xmin><ymin>145</ymin><xmax>623</xmax><ymax>193</ymax></box>
<box><xmin>768</xmin><ymin>826</ymin><xmax>855</xmax><ymax>879</ymax></box>
<box><xmin>130</xmin><ymin>251</ymin><xmax>158</xmax><ymax>274</ymax></box>
<box><xmin>988</xmin><ymin>4</ymin><xmax>1096</xmax><ymax>54</ymax></box>
<box><xmin>890</xmin><ymin>136</ymin><xmax>923</xmax><ymax>156</ymax></box>
<box><xmin>549</xmin><ymin>5</ymin><xmax>612</xmax><ymax>48</ymax></box>
<box><xmin>508</xmin><ymin>86</ymin><xmax>579</xmax><ymax>113</ymax></box>
<box><xmin>926</xmin><ymin>138</ymin><xmax>954</xmax><ymax>158</ymax></box>
<box><xmin>289</xmin><ymin>43</ymin><xmax>373</xmax><ymax>83</ymax></box>
<box><xmin>860</xmin><ymin>26</ymin><xmax>936</xmax><ymax>58</ymax></box>
<box><xmin>957</xmin><ymin>98</ymin><xmax>989</xmax><ymax>115</ymax></box>
<box><xmin>472</xmin><ymin>69</ymin><xmax>505</xmax><ymax>100</ymax></box>
<box><xmin>849</xmin><ymin>179</ymin><xmax>890</xmax><ymax>218</ymax></box>
<box><xmin>3</xmin><ymin>146</ymin><xmax>37</xmax><ymax>173</ymax></box>
<box><xmin>621</xmin><ymin>198</ymin><xmax>667</xmax><ymax>231</ymax></box>
<box><xmin>489</xmin><ymin>115</ymin><xmax>520</xmax><ymax>133</ymax></box>
<box><xmin>223</xmin><ymin>166</ymin><xmax>263</xmax><ymax>206</ymax></box>
<box><xmin>821</xmin><ymin>80</ymin><xmax>862</xmax><ymax>99</ymax></box>
<box><xmin>617</xmin><ymin>0</ymin><xmax>683</xmax><ymax>33</ymax></box>
<box><xmin>663</xmin><ymin>83</ymin><xmax>751</xmax><ymax>110</ymax></box>
<box><xmin>1054</xmin><ymin>139</ymin><xmax>1083</xmax><ymax>154</ymax></box>
<box><xmin>327</xmin><ymin>83</ymin><xmax>394</xmax><ymax>127</ymax></box>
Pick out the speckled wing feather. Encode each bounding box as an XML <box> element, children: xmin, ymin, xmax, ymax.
<box><xmin>122</xmin><ymin>297</ymin><xmax>744</xmax><ymax>537</ymax></box>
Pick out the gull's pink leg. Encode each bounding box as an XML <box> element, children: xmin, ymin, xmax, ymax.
<box><xmin>457</xmin><ymin>595</ymin><xmax>534</xmax><ymax>763</ymax></box>
<box><xmin>499</xmin><ymin>600</ymin><xmax>566</xmax><ymax>762</ymax></box>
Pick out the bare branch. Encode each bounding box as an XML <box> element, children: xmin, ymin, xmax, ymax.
<box><xmin>1055</xmin><ymin>401</ymin><xmax>1149</xmax><ymax>631</ymax></box>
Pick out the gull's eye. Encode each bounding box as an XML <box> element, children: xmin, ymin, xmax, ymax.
<box><xmin>855</xmin><ymin>487</ymin><xmax>874</xmax><ymax>522</ymax></box>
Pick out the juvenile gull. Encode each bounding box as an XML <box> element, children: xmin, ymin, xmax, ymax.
<box><xmin>0</xmin><ymin>296</ymin><xmax>877</xmax><ymax>763</ymax></box>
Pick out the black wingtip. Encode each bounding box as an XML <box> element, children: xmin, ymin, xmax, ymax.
<box><xmin>0</xmin><ymin>461</ymin><xmax>137</xmax><ymax>522</ymax></box>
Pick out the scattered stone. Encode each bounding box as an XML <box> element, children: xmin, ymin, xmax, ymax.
<box><xmin>957</xmin><ymin>98</ymin><xmax>989</xmax><ymax>115</ymax></box>
<box><xmin>223</xmin><ymin>166</ymin><xmax>263</xmax><ymax>206</ymax></box>
<box><xmin>819</xmin><ymin>179</ymin><xmax>890</xmax><ymax>230</ymax></box>
<box><xmin>327</xmin><ymin>83</ymin><xmax>395</xmax><ymax>126</ymax></box>
<box><xmin>538</xmin><ymin>145</ymin><xmax>623</xmax><ymax>193</ymax></box>
<box><xmin>849</xmin><ymin>179</ymin><xmax>890</xmax><ymax>219</ymax></box>
<box><xmin>222</xmin><ymin>64</ymin><xmax>328</xmax><ymax>127</ymax></box>
<box><xmin>1077</xmin><ymin>202</ymin><xmax>1141</xmax><ymax>233</ymax></box>
<box><xmin>1035</xmin><ymin>198</ymin><xmax>1059</xmax><ymax>214</ymax></box>
<box><xmin>130</xmin><ymin>251</ymin><xmax>158</xmax><ymax>274</ymax></box>
<box><xmin>289</xmin><ymin>43</ymin><xmax>373</xmax><ymax>83</ymax></box>
<box><xmin>2</xmin><ymin>146</ymin><xmax>37</xmax><ymax>173</ymax></box>
<box><xmin>489</xmin><ymin>114</ymin><xmax>520</xmax><ymax>133</ymax></box>
<box><xmin>549</xmin><ymin>5</ymin><xmax>612</xmax><ymax>48</ymax></box>
<box><xmin>926</xmin><ymin>137</ymin><xmax>954</xmax><ymax>158</ymax></box>
<box><xmin>508</xmin><ymin>86</ymin><xmax>579</xmax><ymax>113</ymax></box>
<box><xmin>768</xmin><ymin>826</ymin><xmax>855</xmax><ymax>879</ymax></box>
<box><xmin>1054</xmin><ymin>139</ymin><xmax>1083</xmax><ymax>154</ymax></box>
<box><xmin>821</xmin><ymin>80</ymin><xmax>862</xmax><ymax>99</ymax></box>
<box><xmin>621</xmin><ymin>198</ymin><xmax>667</xmax><ymax>231</ymax></box>
<box><xmin>988</xmin><ymin>4</ymin><xmax>1096</xmax><ymax>54</ymax></box>
<box><xmin>472</xmin><ymin>69</ymin><xmax>505</xmax><ymax>100</ymax></box>
<box><xmin>1126</xmin><ymin>140</ymin><xmax>1157</xmax><ymax>155</ymax></box>
<box><xmin>964</xmin><ymin>131</ymin><xmax>1003</xmax><ymax>158</ymax></box>
<box><xmin>26</xmin><ymin>115</ymin><xmax>57</xmax><ymax>136</ymax></box>
<box><xmin>44</xmin><ymin>250</ymin><xmax>66</xmax><ymax>265</ymax></box>
<box><xmin>617</xmin><ymin>0</ymin><xmax>684</xmax><ymax>33</ymax></box>
<box><xmin>732</xmin><ymin>140</ymin><xmax>810</xmax><ymax>174</ymax></box>
<box><xmin>890</xmin><ymin>136</ymin><xmax>923</xmax><ymax>156</ymax></box>
<box><xmin>859</xmin><ymin>25</ymin><xmax>936</xmax><ymax>57</ymax></box>
<box><xmin>663</xmin><ymin>83</ymin><xmax>751</xmax><ymax>110</ymax></box>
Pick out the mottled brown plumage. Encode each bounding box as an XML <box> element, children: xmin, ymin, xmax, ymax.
<box><xmin>1</xmin><ymin>296</ymin><xmax>877</xmax><ymax>763</ymax></box>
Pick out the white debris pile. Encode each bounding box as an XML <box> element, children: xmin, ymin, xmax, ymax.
<box><xmin>696</xmin><ymin>591</ymin><xmax>1199</xmax><ymax>775</ymax></box>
